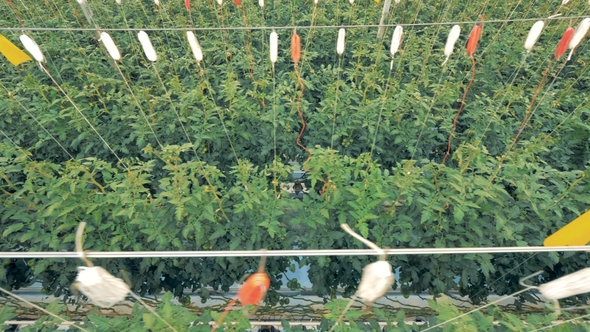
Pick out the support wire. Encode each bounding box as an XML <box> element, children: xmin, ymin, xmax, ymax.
<box><xmin>1</xmin><ymin>245</ymin><xmax>589</xmax><ymax>259</ymax></box>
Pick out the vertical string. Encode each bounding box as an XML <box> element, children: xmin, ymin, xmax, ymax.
<box><xmin>39</xmin><ymin>64</ymin><xmax>130</xmax><ymax>172</ymax></box>
<box><xmin>152</xmin><ymin>63</ymin><xmax>199</xmax><ymax>158</ymax></box>
<box><xmin>0</xmin><ymin>82</ymin><xmax>75</xmax><ymax>160</ymax></box>
<box><xmin>410</xmin><ymin>67</ymin><xmax>448</xmax><ymax>161</ymax></box>
<box><xmin>200</xmin><ymin>62</ymin><xmax>240</xmax><ymax>162</ymax></box>
<box><xmin>441</xmin><ymin>54</ymin><xmax>477</xmax><ymax>166</ymax></box>
<box><xmin>330</xmin><ymin>56</ymin><xmax>343</xmax><ymax>150</ymax></box>
<box><xmin>272</xmin><ymin>63</ymin><xmax>278</xmax><ymax>192</ymax></box>
<box><xmin>113</xmin><ymin>63</ymin><xmax>164</xmax><ymax>150</ymax></box>
<box><xmin>369</xmin><ymin>69</ymin><xmax>393</xmax><ymax>159</ymax></box>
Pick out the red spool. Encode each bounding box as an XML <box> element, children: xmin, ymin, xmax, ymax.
<box><xmin>237</xmin><ymin>272</ymin><xmax>270</xmax><ymax>305</ymax></box>
<box><xmin>555</xmin><ymin>27</ymin><xmax>575</xmax><ymax>59</ymax></box>
<box><xmin>291</xmin><ymin>33</ymin><xmax>301</xmax><ymax>63</ymax></box>
<box><xmin>466</xmin><ymin>25</ymin><xmax>482</xmax><ymax>56</ymax></box>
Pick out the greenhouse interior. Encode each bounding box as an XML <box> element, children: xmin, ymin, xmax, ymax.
<box><xmin>2</xmin><ymin>0</ymin><xmax>590</xmax><ymax>331</ymax></box>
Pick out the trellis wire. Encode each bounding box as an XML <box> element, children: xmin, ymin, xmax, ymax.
<box><xmin>0</xmin><ymin>286</ymin><xmax>91</xmax><ymax>332</ymax></box>
<box><xmin>422</xmin><ymin>287</ymin><xmax>531</xmax><ymax>331</ymax></box>
<box><xmin>2</xmin><ymin>15</ymin><xmax>590</xmax><ymax>31</ymax></box>
<box><xmin>0</xmin><ymin>128</ymin><xmax>32</xmax><ymax>161</ymax></box>
<box><xmin>533</xmin><ymin>311</ymin><xmax>590</xmax><ymax>331</ymax></box>
<box><xmin>1</xmin><ymin>245</ymin><xmax>589</xmax><ymax>259</ymax></box>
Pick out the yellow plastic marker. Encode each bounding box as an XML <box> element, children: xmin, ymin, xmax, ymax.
<box><xmin>544</xmin><ymin>209</ymin><xmax>590</xmax><ymax>246</ymax></box>
<box><xmin>0</xmin><ymin>34</ymin><xmax>32</xmax><ymax>66</ymax></box>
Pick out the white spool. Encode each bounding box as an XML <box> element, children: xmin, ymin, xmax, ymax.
<box><xmin>186</xmin><ymin>31</ymin><xmax>203</xmax><ymax>63</ymax></box>
<box><xmin>443</xmin><ymin>25</ymin><xmax>461</xmax><ymax>65</ymax></box>
<box><xmin>539</xmin><ymin>268</ymin><xmax>590</xmax><ymax>301</ymax></box>
<box><xmin>356</xmin><ymin>260</ymin><xmax>394</xmax><ymax>302</ymax></box>
<box><xmin>138</xmin><ymin>31</ymin><xmax>158</xmax><ymax>62</ymax></box>
<box><xmin>524</xmin><ymin>21</ymin><xmax>545</xmax><ymax>52</ymax></box>
<box><xmin>390</xmin><ymin>25</ymin><xmax>403</xmax><ymax>57</ymax></box>
<box><xmin>337</xmin><ymin>28</ymin><xmax>346</xmax><ymax>55</ymax></box>
<box><xmin>75</xmin><ymin>266</ymin><xmax>130</xmax><ymax>308</ymax></box>
<box><xmin>340</xmin><ymin>224</ymin><xmax>393</xmax><ymax>303</ymax></box>
<box><xmin>19</xmin><ymin>35</ymin><xmax>45</xmax><ymax>63</ymax></box>
<box><xmin>100</xmin><ymin>32</ymin><xmax>121</xmax><ymax>61</ymax></box>
<box><xmin>569</xmin><ymin>18</ymin><xmax>590</xmax><ymax>50</ymax></box>
<box><xmin>270</xmin><ymin>31</ymin><xmax>278</xmax><ymax>65</ymax></box>
<box><xmin>567</xmin><ymin>18</ymin><xmax>590</xmax><ymax>61</ymax></box>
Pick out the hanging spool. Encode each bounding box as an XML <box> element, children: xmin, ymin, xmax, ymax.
<box><xmin>567</xmin><ymin>18</ymin><xmax>590</xmax><ymax>60</ymax></box>
<box><xmin>19</xmin><ymin>34</ymin><xmax>45</xmax><ymax>63</ymax></box>
<box><xmin>524</xmin><ymin>21</ymin><xmax>545</xmax><ymax>52</ymax></box>
<box><xmin>443</xmin><ymin>25</ymin><xmax>461</xmax><ymax>65</ymax></box>
<box><xmin>521</xmin><ymin>268</ymin><xmax>590</xmax><ymax>315</ymax></box>
<box><xmin>270</xmin><ymin>30</ymin><xmax>278</xmax><ymax>70</ymax></box>
<box><xmin>138</xmin><ymin>31</ymin><xmax>158</xmax><ymax>62</ymax></box>
<box><xmin>100</xmin><ymin>32</ymin><xmax>121</xmax><ymax>61</ymax></box>
<box><xmin>337</xmin><ymin>28</ymin><xmax>346</xmax><ymax>55</ymax></box>
<box><xmin>340</xmin><ymin>224</ymin><xmax>394</xmax><ymax>302</ymax></box>
<box><xmin>72</xmin><ymin>222</ymin><xmax>130</xmax><ymax>308</ymax></box>
<box><xmin>186</xmin><ymin>31</ymin><xmax>204</xmax><ymax>63</ymax></box>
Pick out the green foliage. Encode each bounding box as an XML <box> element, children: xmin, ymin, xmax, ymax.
<box><xmin>1</xmin><ymin>0</ymin><xmax>590</xmax><ymax>317</ymax></box>
<box><xmin>4</xmin><ymin>293</ymin><xmax>590</xmax><ymax>331</ymax></box>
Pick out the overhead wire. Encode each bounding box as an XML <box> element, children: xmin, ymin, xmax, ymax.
<box><xmin>1</xmin><ymin>245</ymin><xmax>589</xmax><ymax>259</ymax></box>
<box><xmin>3</xmin><ymin>15</ymin><xmax>590</xmax><ymax>32</ymax></box>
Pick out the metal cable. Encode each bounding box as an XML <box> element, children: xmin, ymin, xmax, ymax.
<box><xmin>1</xmin><ymin>246</ymin><xmax>589</xmax><ymax>259</ymax></box>
<box><xmin>0</xmin><ymin>15</ymin><xmax>589</xmax><ymax>32</ymax></box>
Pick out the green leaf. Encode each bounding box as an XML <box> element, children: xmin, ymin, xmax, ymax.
<box><xmin>3</xmin><ymin>223</ymin><xmax>23</xmax><ymax>237</ymax></box>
